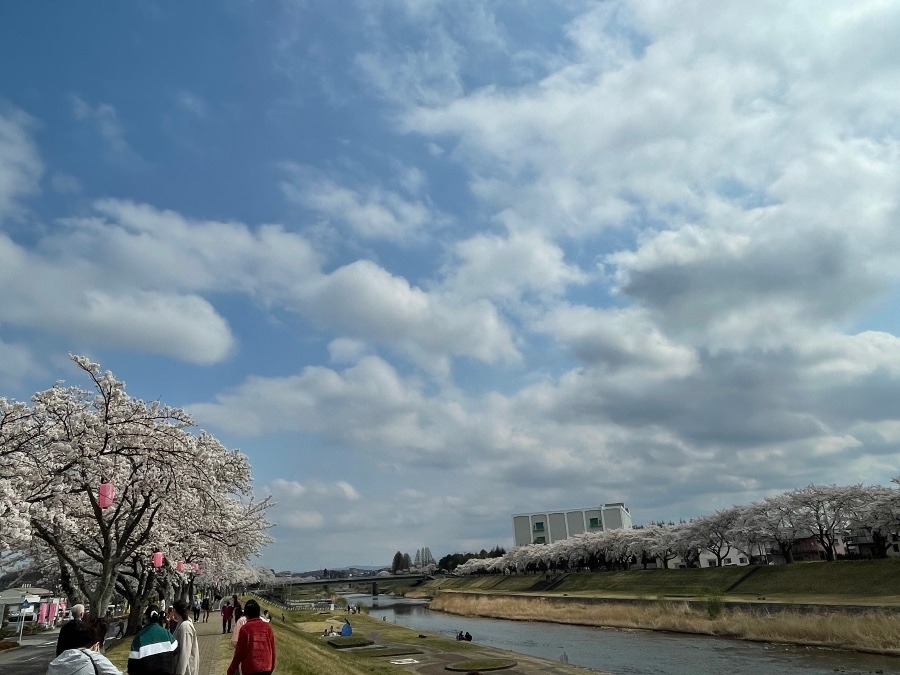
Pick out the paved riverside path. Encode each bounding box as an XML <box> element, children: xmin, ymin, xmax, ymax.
<box><xmin>195</xmin><ymin>611</ymin><xmax>229</xmax><ymax>675</ymax></box>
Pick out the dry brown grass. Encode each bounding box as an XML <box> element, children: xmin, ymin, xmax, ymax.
<box><xmin>429</xmin><ymin>592</ymin><xmax>900</xmax><ymax>654</ymax></box>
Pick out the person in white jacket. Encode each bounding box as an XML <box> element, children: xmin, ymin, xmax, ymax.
<box><xmin>46</xmin><ymin>617</ymin><xmax>121</xmax><ymax>675</ymax></box>
<box><xmin>172</xmin><ymin>599</ymin><xmax>200</xmax><ymax>675</ymax></box>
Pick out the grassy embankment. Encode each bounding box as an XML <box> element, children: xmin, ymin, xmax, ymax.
<box><xmin>102</xmin><ymin>608</ymin><xmax>391</xmax><ymax>674</ymax></box>
<box><xmin>102</xmin><ymin>597</ymin><xmax>590</xmax><ymax>674</ymax></box>
<box><xmin>411</xmin><ymin>560</ymin><xmax>900</xmax><ymax>654</ymax></box>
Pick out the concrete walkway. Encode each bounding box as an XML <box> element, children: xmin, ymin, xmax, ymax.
<box><xmin>194</xmin><ymin>612</ymin><xmax>228</xmax><ymax>675</ymax></box>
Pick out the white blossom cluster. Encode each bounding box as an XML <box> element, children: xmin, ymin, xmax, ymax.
<box><xmin>456</xmin><ymin>483</ymin><xmax>900</xmax><ymax>575</ymax></box>
<box><xmin>0</xmin><ymin>355</ymin><xmax>272</xmax><ymax>611</ymax></box>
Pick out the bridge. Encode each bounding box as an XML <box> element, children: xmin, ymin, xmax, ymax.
<box><xmin>262</xmin><ymin>573</ymin><xmax>430</xmax><ymax>600</ymax></box>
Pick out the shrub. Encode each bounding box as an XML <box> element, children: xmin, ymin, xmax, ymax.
<box><xmin>705</xmin><ymin>596</ymin><xmax>724</xmax><ymax>620</ymax></box>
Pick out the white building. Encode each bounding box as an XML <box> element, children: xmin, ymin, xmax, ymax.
<box><xmin>512</xmin><ymin>503</ymin><xmax>632</xmax><ymax>547</ymax></box>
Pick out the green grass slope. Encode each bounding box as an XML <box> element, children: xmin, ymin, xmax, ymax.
<box><xmin>423</xmin><ymin>559</ymin><xmax>900</xmax><ymax>603</ymax></box>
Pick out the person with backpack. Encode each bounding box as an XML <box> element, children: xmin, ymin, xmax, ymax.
<box><xmin>47</xmin><ymin>617</ymin><xmax>121</xmax><ymax>675</ymax></box>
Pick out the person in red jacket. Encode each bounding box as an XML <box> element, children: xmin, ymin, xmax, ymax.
<box><xmin>226</xmin><ymin>599</ymin><xmax>275</xmax><ymax>675</ymax></box>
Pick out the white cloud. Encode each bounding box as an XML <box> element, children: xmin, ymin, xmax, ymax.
<box><xmin>0</xmin><ymin>231</ymin><xmax>236</xmax><ymax>364</ymax></box>
<box><xmin>70</xmin><ymin>95</ymin><xmax>143</xmax><ymax>165</ymax></box>
<box><xmin>266</xmin><ymin>478</ymin><xmax>363</xmax><ymax>533</ymax></box>
<box><xmin>441</xmin><ymin>227</ymin><xmax>589</xmax><ymax>305</ymax></box>
<box><xmin>401</xmin><ymin>1</ymin><xmax>900</xmax><ymax>253</ymax></box>
<box><xmin>191</xmin><ymin>355</ymin><xmax>465</xmax><ymax>455</ymax></box>
<box><xmin>13</xmin><ymin>199</ymin><xmax>517</xmax><ymax>370</ymax></box>
<box><xmin>328</xmin><ymin>338</ymin><xmax>368</xmax><ymax>364</ymax></box>
<box><xmin>536</xmin><ymin>305</ymin><xmax>698</xmax><ymax>376</ymax></box>
<box><xmin>303</xmin><ymin>260</ymin><xmax>519</xmax><ymax>370</ymax></box>
<box><xmin>0</xmin><ymin>107</ymin><xmax>42</xmax><ymax>219</ymax></box>
<box><xmin>279</xmin><ymin>163</ymin><xmax>443</xmax><ymax>244</ymax></box>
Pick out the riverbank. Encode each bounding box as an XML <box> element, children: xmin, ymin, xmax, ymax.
<box><xmin>104</xmin><ymin>599</ymin><xmax>599</xmax><ymax>674</ymax></box>
<box><xmin>285</xmin><ymin>606</ymin><xmax>597</xmax><ymax>673</ymax></box>
<box><xmin>427</xmin><ymin>590</ymin><xmax>900</xmax><ymax>656</ymax></box>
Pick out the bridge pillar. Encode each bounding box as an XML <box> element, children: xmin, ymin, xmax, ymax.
<box><xmin>372</xmin><ymin>581</ymin><xmax>378</xmax><ymax>596</ymax></box>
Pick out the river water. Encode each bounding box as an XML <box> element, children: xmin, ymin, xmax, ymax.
<box><xmin>344</xmin><ymin>594</ymin><xmax>900</xmax><ymax>674</ymax></box>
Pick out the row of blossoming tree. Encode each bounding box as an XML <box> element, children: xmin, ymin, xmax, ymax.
<box><xmin>456</xmin><ymin>482</ymin><xmax>900</xmax><ymax>576</ymax></box>
<box><xmin>0</xmin><ymin>355</ymin><xmax>272</xmax><ymax>632</ymax></box>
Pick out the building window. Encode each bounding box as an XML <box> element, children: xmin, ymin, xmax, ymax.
<box><xmin>724</xmin><ymin>558</ymin><xmax>732</xmax><ymax>564</ymax></box>
<box><xmin>533</xmin><ymin>537</ymin><xmax>546</xmax><ymax>544</ymax></box>
<box><xmin>533</xmin><ymin>522</ymin><xmax>544</xmax><ymax>531</ymax></box>
<box><xmin>739</xmin><ymin>557</ymin><xmax>747</xmax><ymax>564</ymax></box>
<box><xmin>588</xmin><ymin>517</ymin><xmax>600</xmax><ymax>528</ymax></box>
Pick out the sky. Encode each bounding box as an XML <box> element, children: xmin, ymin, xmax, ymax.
<box><xmin>2</xmin><ymin>1</ymin><xmax>900</xmax><ymax>572</ymax></box>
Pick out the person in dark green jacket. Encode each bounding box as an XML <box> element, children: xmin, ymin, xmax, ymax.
<box><xmin>127</xmin><ymin>605</ymin><xmax>178</xmax><ymax>675</ymax></box>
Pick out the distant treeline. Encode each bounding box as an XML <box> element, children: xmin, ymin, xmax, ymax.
<box><xmin>438</xmin><ymin>546</ymin><xmax>507</xmax><ymax>572</ymax></box>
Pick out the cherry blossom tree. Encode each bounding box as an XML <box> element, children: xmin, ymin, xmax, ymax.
<box><xmin>789</xmin><ymin>484</ymin><xmax>865</xmax><ymax>561</ymax></box>
<box><xmin>669</xmin><ymin>521</ymin><xmax>703</xmax><ymax>568</ymax></box>
<box><xmin>1</xmin><ymin>355</ymin><xmax>272</xmax><ymax>622</ymax></box>
<box><xmin>0</xmin><ymin>397</ymin><xmax>49</xmax><ymax>549</ymax></box>
<box><xmin>726</xmin><ymin>502</ymin><xmax>773</xmax><ymax>564</ymax></box>
<box><xmin>639</xmin><ymin>524</ymin><xmax>680</xmax><ymax>569</ymax></box>
<box><xmin>850</xmin><ymin>482</ymin><xmax>898</xmax><ymax>558</ymax></box>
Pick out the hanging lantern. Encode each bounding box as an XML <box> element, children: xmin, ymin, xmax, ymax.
<box><xmin>152</xmin><ymin>551</ymin><xmax>164</xmax><ymax>568</ymax></box>
<box><xmin>191</xmin><ymin>563</ymin><xmax>200</xmax><ymax>574</ymax></box>
<box><xmin>176</xmin><ymin>560</ymin><xmax>184</xmax><ymax>573</ymax></box>
<box><xmin>98</xmin><ymin>481</ymin><xmax>115</xmax><ymax>509</ymax></box>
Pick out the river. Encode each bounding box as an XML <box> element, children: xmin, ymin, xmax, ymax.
<box><xmin>343</xmin><ymin>593</ymin><xmax>900</xmax><ymax>674</ymax></box>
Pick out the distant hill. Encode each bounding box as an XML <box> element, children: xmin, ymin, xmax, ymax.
<box><xmin>290</xmin><ymin>565</ymin><xmax>389</xmax><ymax>577</ymax></box>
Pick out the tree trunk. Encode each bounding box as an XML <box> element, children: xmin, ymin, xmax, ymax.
<box><xmin>872</xmin><ymin>530</ymin><xmax>890</xmax><ymax>558</ymax></box>
<box><xmin>778</xmin><ymin>541</ymin><xmax>794</xmax><ymax>564</ymax></box>
<box><xmin>117</xmin><ymin>563</ymin><xmax>156</xmax><ymax>635</ymax></box>
<box><xmin>58</xmin><ymin>556</ymin><xmax>80</xmax><ymax>605</ymax></box>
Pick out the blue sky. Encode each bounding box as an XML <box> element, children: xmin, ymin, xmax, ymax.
<box><xmin>3</xmin><ymin>1</ymin><xmax>900</xmax><ymax>572</ymax></box>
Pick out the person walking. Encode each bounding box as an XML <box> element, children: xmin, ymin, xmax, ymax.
<box><xmin>47</xmin><ymin>617</ymin><xmax>121</xmax><ymax>675</ymax></box>
<box><xmin>226</xmin><ymin>600</ymin><xmax>275</xmax><ymax>675</ymax></box>
<box><xmin>172</xmin><ymin>599</ymin><xmax>200</xmax><ymax>675</ymax></box>
<box><xmin>56</xmin><ymin>603</ymin><xmax>86</xmax><ymax>656</ymax></box>
<box><xmin>127</xmin><ymin>605</ymin><xmax>178</xmax><ymax>675</ymax></box>
<box><xmin>221</xmin><ymin>600</ymin><xmax>233</xmax><ymax>634</ymax></box>
<box><xmin>230</xmin><ymin>607</ymin><xmax>247</xmax><ymax>648</ymax></box>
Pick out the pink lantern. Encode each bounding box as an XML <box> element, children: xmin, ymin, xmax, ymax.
<box><xmin>191</xmin><ymin>563</ymin><xmax>200</xmax><ymax>573</ymax></box>
<box><xmin>98</xmin><ymin>481</ymin><xmax>115</xmax><ymax>509</ymax></box>
<box><xmin>176</xmin><ymin>560</ymin><xmax>184</xmax><ymax>573</ymax></box>
<box><xmin>152</xmin><ymin>551</ymin><xmax>164</xmax><ymax>568</ymax></box>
